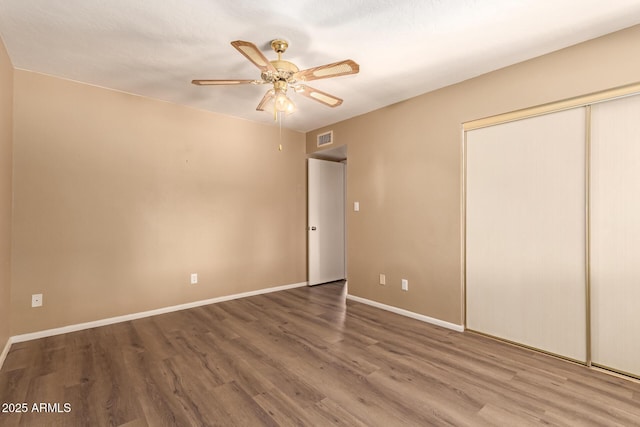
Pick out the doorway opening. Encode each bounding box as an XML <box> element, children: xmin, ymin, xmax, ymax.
<box><xmin>307</xmin><ymin>144</ymin><xmax>347</xmax><ymax>287</ymax></box>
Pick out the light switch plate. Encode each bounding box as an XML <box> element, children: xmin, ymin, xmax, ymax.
<box><xmin>354</xmin><ymin>201</ymin><xmax>360</xmax><ymax>211</ymax></box>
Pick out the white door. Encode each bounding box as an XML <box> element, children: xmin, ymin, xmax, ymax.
<box><xmin>591</xmin><ymin>93</ymin><xmax>640</xmax><ymax>378</ymax></box>
<box><xmin>466</xmin><ymin>108</ymin><xmax>587</xmax><ymax>362</ymax></box>
<box><xmin>308</xmin><ymin>158</ymin><xmax>345</xmax><ymax>286</ymax></box>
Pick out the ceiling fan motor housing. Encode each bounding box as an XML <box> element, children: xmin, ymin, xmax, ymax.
<box><xmin>262</xmin><ymin>59</ymin><xmax>299</xmax><ymax>83</ymax></box>
<box><xmin>263</xmin><ymin>39</ymin><xmax>299</xmax><ymax>83</ymax></box>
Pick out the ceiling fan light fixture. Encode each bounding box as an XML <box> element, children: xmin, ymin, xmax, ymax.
<box><xmin>258</xmin><ymin>86</ymin><xmax>295</xmax><ymax>121</ymax></box>
<box><xmin>274</xmin><ymin>88</ymin><xmax>296</xmax><ymax>114</ymax></box>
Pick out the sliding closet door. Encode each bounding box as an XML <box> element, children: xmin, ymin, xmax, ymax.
<box><xmin>466</xmin><ymin>108</ymin><xmax>587</xmax><ymax>361</ymax></box>
<box><xmin>591</xmin><ymin>94</ymin><xmax>640</xmax><ymax>378</ymax></box>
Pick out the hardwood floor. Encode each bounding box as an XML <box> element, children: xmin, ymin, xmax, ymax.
<box><xmin>2</xmin><ymin>282</ymin><xmax>640</xmax><ymax>426</ymax></box>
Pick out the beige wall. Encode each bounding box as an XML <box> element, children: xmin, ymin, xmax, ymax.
<box><xmin>0</xmin><ymin>38</ymin><xmax>13</xmax><ymax>347</ymax></box>
<box><xmin>307</xmin><ymin>24</ymin><xmax>640</xmax><ymax>326</ymax></box>
<box><xmin>11</xmin><ymin>71</ymin><xmax>306</xmax><ymax>334</ymax></box>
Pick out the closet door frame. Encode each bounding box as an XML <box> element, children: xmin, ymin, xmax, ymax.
<box><xmin>461</xmin><ymin>81</ymin><xmax>640</xmax><ymax>374</ymax></box>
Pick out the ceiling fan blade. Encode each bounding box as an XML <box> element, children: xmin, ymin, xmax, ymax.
<box><xmin>191</xmin><ymin>79</ymin><xmax>259</xmax><ymax>85</ymax></box>
<box><xmin>231</xmin><ymin>40</ymin><xmax>277</xmax><ymax>73</ymax></box>
<box><xmin>256</xmin><ymin>89</ymin><xmax>275</xmax><ymax>111</ymax></box>
<box><xmin>295</xmin><ymin>85</ymin><xmax>343</xmax><ymax>107</ymax></box>
<box><xmin>293</xmin><ymin>59</ymin><xmax>359</xmax><ymax>82</ymax></box>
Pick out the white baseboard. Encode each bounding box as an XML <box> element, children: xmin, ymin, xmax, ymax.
<box><xmin>11</xmin><ymin>281</ymin><xmax>308</xmax><ymax>344</ymax></box>
<box><xmin>346</xmin><ymin>294</ymin><xmax>464</xmax><ymax>332</ymax></box>
<box><xmin>0</xmin><ymin>336</ymin><xmax>12</xmax><ymax>371</ymax></box>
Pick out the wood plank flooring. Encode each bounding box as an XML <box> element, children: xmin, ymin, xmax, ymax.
<box><xmin>2</xmin><ymin>282</ymin><xmax>640</xmax><ymax>426</ymax></box>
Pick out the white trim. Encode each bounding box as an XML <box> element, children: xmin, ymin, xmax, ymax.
<box><xmin>346</xmin><ymin>294</ymin><xmax>465</xmax><ymax>332</ymax></box>
<box><xmin>11</xmin><ymin>281</ymin><xmax>307</xmax><ymax>344</ymax></box>
<box><xmin>0</xmin><ymin>337</ymin><xmax>12</xmax><ymax>371</ymax></box>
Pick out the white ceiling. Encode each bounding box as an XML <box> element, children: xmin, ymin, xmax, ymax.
<box><xmin>1</xmin><ymin>1</ymin><xmax>640</xmax><ymax>133</ymax></box>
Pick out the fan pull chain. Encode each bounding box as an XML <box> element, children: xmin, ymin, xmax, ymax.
<box><xmin>278</xmin><ymin>112</ymin><xmax>283</xmax><ymax>151</ymax></box>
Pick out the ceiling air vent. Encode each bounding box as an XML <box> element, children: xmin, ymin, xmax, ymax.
<box><xmin>317</xmin><ymin>130</ymin><xmax>334</xmax><ymax>147</ymax></box>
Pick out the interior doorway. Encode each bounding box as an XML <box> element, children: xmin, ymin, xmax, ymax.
<box><xmin>307</xmin><ymin>145</ymin><xmax>347</xmax><ymax>286</ymax></box>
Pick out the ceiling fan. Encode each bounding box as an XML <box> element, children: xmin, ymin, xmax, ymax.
<box><xmin>192</xmin><ymin>39</ymin><xmax>359</xmax><ymax>117</ymax></box>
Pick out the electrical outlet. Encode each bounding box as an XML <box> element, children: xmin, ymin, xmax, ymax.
<box><xmin>401</xmin><ymin>279</ymin><xmax>408</xmax><ymax>291</ymax></box>
<box><xmin>32</xmin><ymin>294</ymin><xmax>43</xmax><ymax>307</ymax></box>
<box><xmin>190</xmin><ymin>273</ymin><xmax>198</xmax><ymax>284</ymax></box>
<box><xmin>379</xmin><ymin>274</ymin><xmax>386</xmax><ymax>285</ymax></box>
